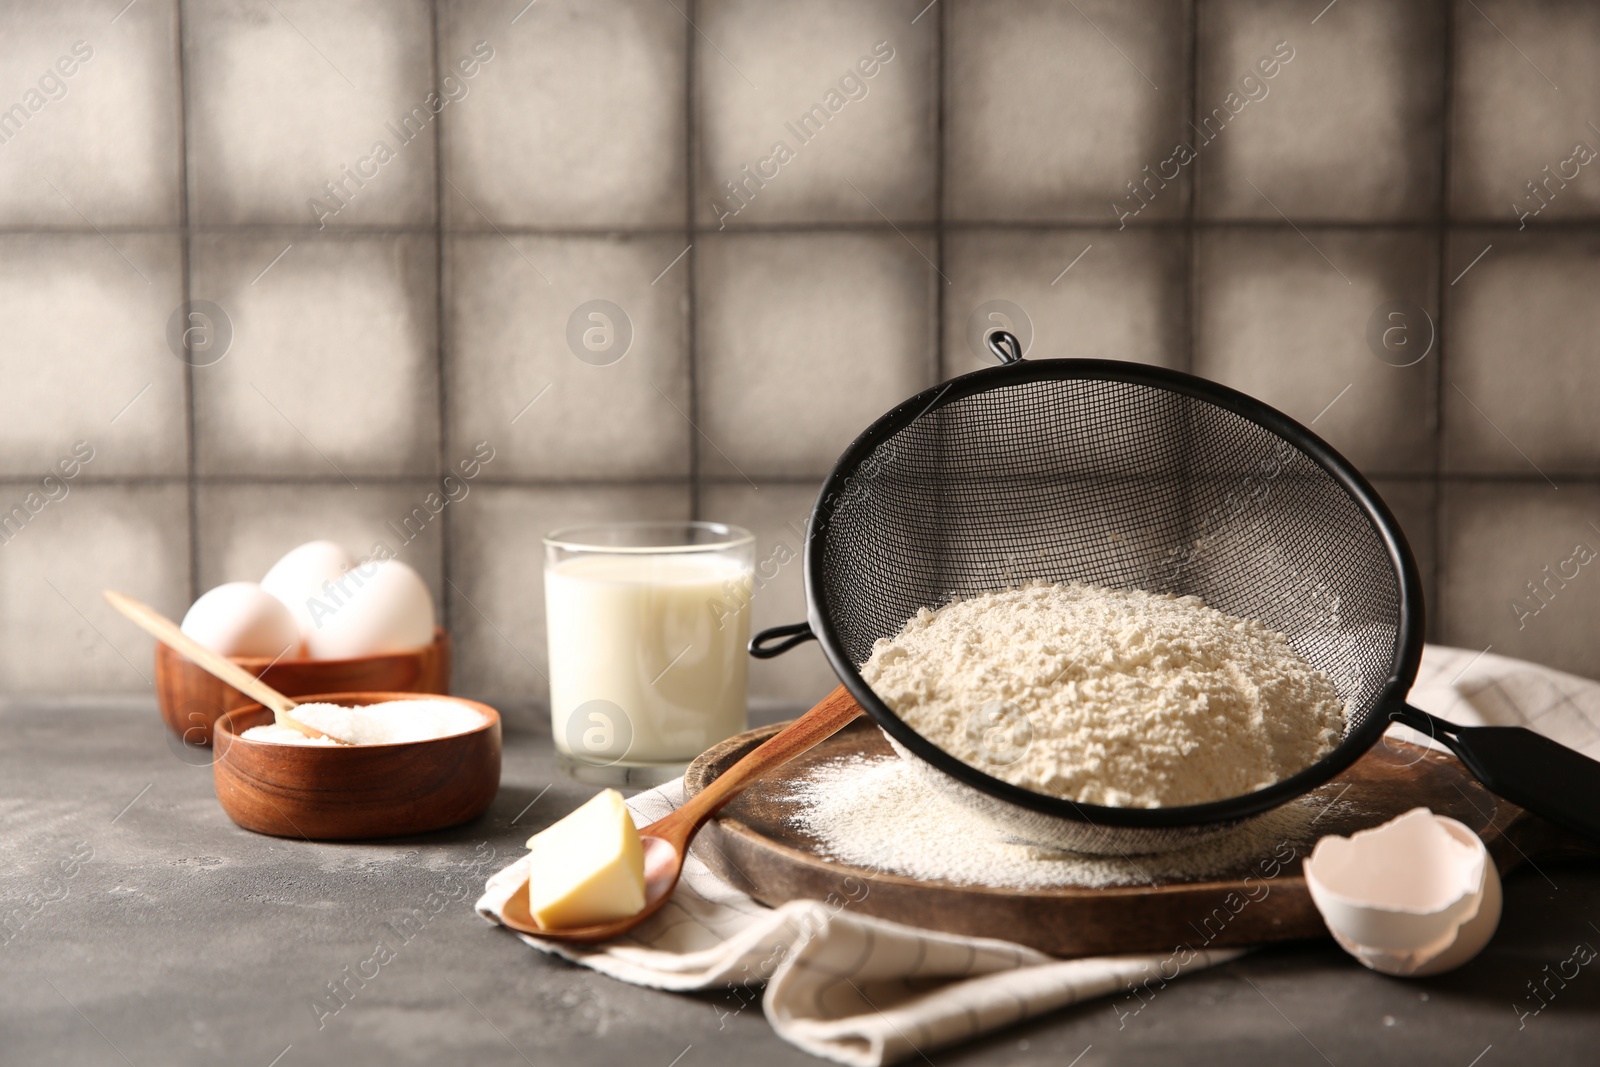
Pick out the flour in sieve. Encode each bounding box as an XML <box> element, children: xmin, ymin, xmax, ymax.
<box><xmin>859</xmin><ymin>580</ymin><xmax>1346</xmax><ymax>808</ymax></box>
<box><xmin>785</xmin><ymin>755</ymin><xmax>1337</xmax><ymax>889</ymax></box>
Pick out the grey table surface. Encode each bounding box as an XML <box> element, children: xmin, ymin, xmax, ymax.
<box><xmin>2</xmin><ymin>697</ymin><xmax>1598</xmax><ymax>1067</ymax></box>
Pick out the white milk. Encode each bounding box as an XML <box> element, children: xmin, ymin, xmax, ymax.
<box><xmin>545</xmin><ymin>553</ymin><xmax>752</xmax><ymax>764</ymax></box>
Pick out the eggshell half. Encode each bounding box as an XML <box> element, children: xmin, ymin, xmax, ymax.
<box><xmin>260</xmin><ymin>540</ymin><xmax>355</xmax><ymax>641</ymax></box>
<box><xmin>303</xmin><ymin>558</ymin><xmax>435</xmax><ymax>659</ymax></box>
<box><xmin>1305</xmin><ymin>807</ymin><xmax>1501</xmax><ymax>977</ymax></box>
<box><xmin>180</xmin><ymin>581</ymin><xmax>301</xmax><ymax>658</ymax></box>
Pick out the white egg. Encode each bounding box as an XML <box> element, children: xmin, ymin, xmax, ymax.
<box><xmin>260</xmin><ymin>540</ymin><xmax>355</xmax><ymax>641</ymax></box>
<box><xmin>180</xmin><ymin>581</ymin><xmax>302</xmax><ymax>659</ymax></box>
<box><xmin>1305</xmin><ymin>807</ymin><xmax>1501</xmax><ymax>977</ymax></box>
<box><xmin>303</xmin><ymin>558</ymin><xmax>436</xmax><ymax>659</ymax></box>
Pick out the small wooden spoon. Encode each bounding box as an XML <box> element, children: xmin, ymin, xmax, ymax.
<box><xmin>103</xmin><ymin>590</ymin><xmax>341</xmax><ymax>744</ymax></box>
<box><xmin>500</xmin><ymin>685</ymin><xmax>862</xmax><ymax>943</ymax></box>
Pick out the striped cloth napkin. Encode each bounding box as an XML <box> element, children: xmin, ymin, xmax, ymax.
<box><xmin>476</xmin><ymin>645</ymin><xmax>1600</xmax><ymax>1066</ymax></box>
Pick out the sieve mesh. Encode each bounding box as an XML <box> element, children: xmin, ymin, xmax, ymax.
<box><xmin>805</xmin><ymin>363</ymin><xmax>1419</xmax><ymax>852</ymax></box>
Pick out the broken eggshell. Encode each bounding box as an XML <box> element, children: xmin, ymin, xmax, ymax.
<box><xmin>1304</xmin><ymin>807</ymin><xmax>1501</xmax><ymax>977</ymax></box>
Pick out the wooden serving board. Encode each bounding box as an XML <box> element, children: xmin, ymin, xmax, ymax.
<box><xmin>684</xmin><ymin>718</ymin><xmax>1597</xmax><ymax>958</ymax></box>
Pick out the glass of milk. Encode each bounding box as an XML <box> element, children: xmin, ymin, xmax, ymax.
<box><xmin>544</xmin><ymin>521</ymin><xmax>755</xmax><ymax>786</ymax></box>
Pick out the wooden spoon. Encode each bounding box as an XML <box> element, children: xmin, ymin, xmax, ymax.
<box><xmin>102</xmin><ymin>590</ymin><xmax>340</xmax><ymax>744</ymax></box>
<box><xmin>500</xmin><ymin>684</ymin><xmax>862</xmax><ymax>942</ymax></box>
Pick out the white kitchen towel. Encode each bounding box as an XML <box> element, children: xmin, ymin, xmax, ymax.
<box><xmin>1405</xmin><ymin>644</ymin><xmax>1600</xmax><ymax>757</ymax></box>
<box><xmin>477</xmin><ymin>644</ymin><xmax>1600</xmax><ymax>1066</ymax></box>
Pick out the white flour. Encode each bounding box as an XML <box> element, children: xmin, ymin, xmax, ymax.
<box><xmin>786</xmin><ymin>755</ymin><xmax>1332</xmax><ymax>889</ymax></box>
<box><xmin>859</xmin><ymin>581</ymin><xmax>1345</xmax><ymax>808</ymax></box>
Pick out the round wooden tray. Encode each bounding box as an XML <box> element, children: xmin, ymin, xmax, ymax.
<box><xmin>685</xmin><ymin>717</ymin><xmax>1591</xmax><ymax>958</ymax></box>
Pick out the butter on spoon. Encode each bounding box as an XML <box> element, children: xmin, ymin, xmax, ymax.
<box><xmin>522</xmin><ymin>789</ymin><xmax>647</xmax><ymax>930</ymax></box>
<box><xmin>102</xmin><ymin>590</ymin><xmax>352</xmax><ymax>745</ymax></box>
<box><xmin>501</xmin><ymin>685</ymin><xmax>862</xmax><ymax>939</ymax></box>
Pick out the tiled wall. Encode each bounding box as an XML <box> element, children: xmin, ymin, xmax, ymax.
<box><xmin>4</xmin><ymin>0</ymin><xmax>1600</xmax><ymax>718</ymax></box>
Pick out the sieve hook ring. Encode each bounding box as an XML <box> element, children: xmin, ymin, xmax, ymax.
<box><xmin>986</xmin><ymin>329</ymin><xmax>1025</xmax><ymax>365</ymax></box>
<box><xmin>749</xmin><ymin>621</ymin><xmax>816</xmax><ymax>659</ymax></box>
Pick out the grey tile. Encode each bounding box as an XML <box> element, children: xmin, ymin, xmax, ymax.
<box><xmin>1444</xmin><ymin>231</ymin><xmax>1600</xmax><ymax>476</ymax></box>
<box><xmin>439</xmin><ymin>0</ymin><xmax>686</xmax><ymax>230</ymax></box>
<box><xmin>1194</xmin><ymin>228</ymin><xmax>1438</xmax><ymax>476</ymax></box>
<box><xmin>445</xmin><ymin>235</ymin><xmax>690</xmax><ymax>480</ymax></box>
<box><xmin>943</xmin><ymin>227</ymin><xmax>1185</xmax><ymax>377</ymax></box>
<box><xmin>190</xmin><ymin>234</ymin><xmax>440</xmax><ymax>479</ymax></box>
<box><xmin>700</xmin><ymin>483</ymin><xmax>836</xmax><ymax>719</ymax></box>
<box><xmin>1196</xmin><ymin>0</ymin><xmax>1445</xmax><ymax>221</ymax></box>
<box><xmin>945</xmin><ymin>0</ymin><xmax>1190</xmax><ymax>222</ymax></box>
<box><xmin>696</xmin><ymin>231</ymin><xmax>936</xmax><ymax>480</ymax></box>
<box><xmin>0</xmin><ymin>234</ymin><xmax>186</xmax><ymax>478</ymax></box>
<box><xmin>1439</xmin><ymin>482</ymin><xmax>1600</xmax><ymax>680</ymax></box>
<box><xmin>0</xmin><ymin>0</ymin><xmax>181</xmax><ymax>226</ymax></box>
<box><xmin>195</xmin><ymin>482</ymin><xmax>445</xmax><ymax>609</ymax></box>
<box><xmin>448</xmin><ymin>484</ymin><xmax>692</xmax><ymax>715</ymax></box>
<box><xmin>695</xmin><ymin>0</ymin><xmax>935</xmax><ymax>227</ymax></box>
<box><xmin>1452</xmin><ymin>0</ymin><xmax>1600</xmax><ymax>221</ymax></box>
<box><xmin>0</xmin><ymin>483</ymin><xmax>189</xmax><ymax>694</ymax></box>
<box><xmin>185</xmin><ymin>0</ymin><xmax>436</xmax><ymax>227</ymax></box>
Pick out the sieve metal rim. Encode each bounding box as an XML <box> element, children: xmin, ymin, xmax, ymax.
<box><xmin>797</xmin><ymin>356</ymin><xmax>1427</xmax><ymax>832</ymax></box>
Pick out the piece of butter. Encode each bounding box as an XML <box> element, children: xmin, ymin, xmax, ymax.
<box><xmin>524</xmin><ymin>788</ymin><xmax>647</xmax><ymax>929</ymax></box>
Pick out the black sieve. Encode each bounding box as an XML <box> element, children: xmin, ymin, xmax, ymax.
<box><xmin>751</xmin><ymin>332</ymin><xmax>1600</xmax><ymax>855</ymax></box>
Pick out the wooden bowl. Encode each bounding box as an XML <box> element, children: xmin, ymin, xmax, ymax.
<box><xmin>156</xmin><ymin>627</ymin><xmax>451</xmax><ymax>746</ymax></box>
<box><xmin>211</xmin><ymin>692</ymin><xmax>501</xmax><ymax>841</ymax></box>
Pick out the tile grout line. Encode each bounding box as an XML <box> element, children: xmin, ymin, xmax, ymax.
<box><xmin>6</xmin><ymin>218</ymin><xmax>1595</xmax><ymax>237</ymax></box>
<box><xmin>176</xmin><ymin>0</ymin><xmax>199</xmax><ymax>602</ymax></box>
<box><xmin>1183</xmin><ymin>0</ymin><xmax>1199</xmax><ymax>377</ymax></box>
<box><xmin>9</xmin><ymin>470</ymin><xmax>1594</xmax><ymax>488</ymax></box>
<box><xmin>1175</xmin><ymin>0</ymin><xmax>1206</xmax><ymax>575</ymax></box>
<box><xmin>1431</xmin><ymin>0</ymin><xmax>1457</xmax><ymax>643</ymax></box>
<box><xmin>932</xmin><ymin>0</ymin><xmax>946</xmax><ymax>381</ymax></box>
<box><xmin>685</xmin><ymin>0</ymin><xmax>701</xmax><ymax>518</ymax></box>
<box><xmin>430</xmin><ymin>0</ymin><xmax>453</xmax><ymax>643</ymax></box>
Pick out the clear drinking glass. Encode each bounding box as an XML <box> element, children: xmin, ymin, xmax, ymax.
<box><xmin>543</xmin><ymin>521</ymin><xmax>756</xmax><ymax>787</ymax></box>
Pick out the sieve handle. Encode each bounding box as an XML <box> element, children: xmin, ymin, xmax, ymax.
<box><xmin>749</xmin><ymin>621</ymin><xmax>816</xmax><ymax>659</ymax></box>
<box><xmin>1392</xmin><ymin>704</ymin><xmax>1600</xmax><ymax>843</ymax></box>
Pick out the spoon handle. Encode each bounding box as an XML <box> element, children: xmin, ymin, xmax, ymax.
<box><xmin>102</xmin><ymin>590</ymin><xmax>317</xmax><ymax>737</ymax></box>
<box><xmin>645</xmin><ymin>685</ymin><xmax>862</xmax><ymax>847</ymax></box>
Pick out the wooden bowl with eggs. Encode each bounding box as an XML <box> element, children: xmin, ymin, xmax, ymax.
<box><xmin>211</xmin><ymin>691</ymin><xmax>501</xmax><ymax>840</ymax></box>
<box><xmin>155</xmin><ymin>628</ymin><xmax>452</xmax><ymax>747</ymax></box>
